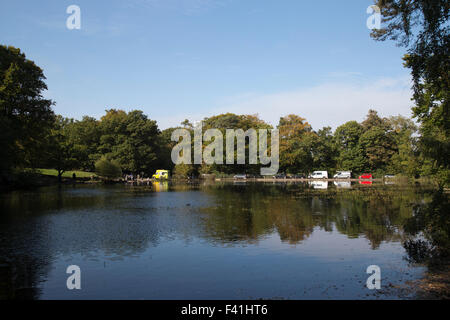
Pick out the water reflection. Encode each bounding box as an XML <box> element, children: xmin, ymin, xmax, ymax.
<box><xmin>334</xmin><ymin>181</ymin><xmax>351</xmax><ymax>189</ymax></box>
<box><xmin>0</xmin><ymin>183</ymin><xmax>434</xmax><ymax>299</ymax></box>
<box><xmin>309</xmin><ymin>181</ymin><xmax>328</xmax><ymax>189</ymax></box>
<box><xmin>152</xmin><ymin>181</ymin><xmax>169</xmax><ymax>192</ymax></box>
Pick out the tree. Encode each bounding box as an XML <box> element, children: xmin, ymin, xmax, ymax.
<box><xmin>44</xmin><ymin>116</ymin><xmax>79</xmax><ymax>183</ymax></box>
<box><xmin>334</xmin><ymin>121</ymin><xmax>367</xmax><ymax>173</ymax></box>
<box><xmin>95</xmin><ymin>157</ymin><xmax>122</xmax><ymax>179</ymax></box>
<box><xmin>360</xmin><ymin>126</ymin><xmax>397</xmax><ymax>172</ymax></box>
<box><xmin>312</xmin><ymin>127</ymin><xmax>338</xmax><ymax>171</ymax></box>
<box><xmin>371</xmin><ymin>0</ymin><xmax>449</xmax><ymax>184</ymax></box>
<box><xmin>97</xmin><ymin>109</ymin><xmax>161</xmax><ymax>175</ymax></box>
<box><xmin>202</xmin><ymin>113</ymin><xmax>272</xmax><ymax>175</ymax></box>
<box><xmin>371</xmin><ymin>0</ymin><xmax>448</xmax><ymax>120</ymax></box>
<box><xmin>278</xmin><ymin>115</ymin><xmax>315</xmax><ymax>174</ymax></box>
<box><xmin>387</xmin><ymin>115</ymin><xmax>420</xmax><ymax>176</ymax></box>
<box><xmin>334</xmin><ymin>121</ymin><xmax>363</xmax><ymax>149</ymax></box>
<box><xmin>158</xmin><ymin>127</ymin><xmax>182</xmax><ymax>172</ymax></box>
<box><xmin>359</xmin><ymin>110</ymin><xmax>398</xmax><ymax>172</ymax></box>
<box><xmin>361</xmin><ymin>109</ymin><xmax>386</xmax><ymax>131</ymax></box>
<box><xmin>173</xmin><ymin>163</ymin><xmax>196</xmax><ymax>178</ymax></box>
<box><xmin>64</xmin><ymin>116</ymin><xmax>101</xmax><ymax>171</ymax></box>
<box><xmin>180</xmin><ymin>119</ymin><xmax>193</xmax><ymax>129</ymax></box>
<box><xmin>0</xmin><ymin>45</ymin><xmax>54</xmax><ymax>178</ymax></box>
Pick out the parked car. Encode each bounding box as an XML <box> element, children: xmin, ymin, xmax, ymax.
<box><xmin>333</xmin><ymin>171</ymin><xmax>351</xmax><ymax>179</ymax></box>
<box><xmin>359</xmin><ymin>173</ymin><xmax>373</xmax><ymax>179</ymax></box>
<box><xmin>308</xmin><ymin>171</ymin><xmax>328</xmax><ymax>179</ymax></box>
<box><xmin>233</xmin><ymin>174</ymin><xmax>247</xmax><ymax>180</ymax></box>
<box><xmin>273</xmin><ymin>173</ymin><xmax>286</xmax><ymax>179</ymax></box>
<box><xmin>384</xmin><ymin>174</ymin><xmax>395</xmax><ymax>179</ymax></box>
<box><xmin>290</xmin><ymin>174</ymin><xmax>306</xmax><ymax>179</ymax></box>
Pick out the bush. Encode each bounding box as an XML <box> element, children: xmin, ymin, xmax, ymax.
<box><xmin>95</xmin><ymin>157</ymin><xmax>122</xmax><ymax>179</ymax></box>
<box><xmin>173</xmin><ymin>163</ymin><xmax>196</xmax><ymax>178</ymax></box>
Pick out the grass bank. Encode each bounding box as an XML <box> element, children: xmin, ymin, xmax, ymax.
<box><xmin>37</xmin><ymin>169</ymin><xmax>96</xmax><ymax>178</ymax></box>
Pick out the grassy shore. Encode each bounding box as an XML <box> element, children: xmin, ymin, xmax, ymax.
<box><xmin>37</xmin><ymin>169</ymin><xmax>96</xmax><ymax>178</ymax></box>
<box><xmin>1</xmin><ymin>169</ymin><xmax>98</xmax><ymax>192</ymax></box>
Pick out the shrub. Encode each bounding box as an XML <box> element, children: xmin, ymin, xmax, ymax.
<box><xmin>95</xmin><ymin>157</ymin><xmax>122</xmax><ymax>179</ymax></box>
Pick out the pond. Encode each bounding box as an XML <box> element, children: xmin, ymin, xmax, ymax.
<box><xmin>0</xmin><ymin>181</ymin><xmax>432</xmax><ymax>299</ymax></box>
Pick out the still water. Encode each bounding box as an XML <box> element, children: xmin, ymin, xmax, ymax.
<box><xmin>0</xmin><ymin>181</ymin><xmax>430</xmax><ymax>299</ymax></box>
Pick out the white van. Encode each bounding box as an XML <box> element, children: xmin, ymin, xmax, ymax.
<box><xmin>308</xmin><ymin>171</ymin><xmax>328</xmax><ymax>179</ymax></box>
<box><xmin>333</xmin><ymin>171</ymin><xmax>351</xmax><ymax>179</ymax></box>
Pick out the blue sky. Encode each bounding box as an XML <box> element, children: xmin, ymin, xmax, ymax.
<box><xmin>0</xmin><ymin>0</ymin><xmax>414</xmax><ymax>130</ymax></box>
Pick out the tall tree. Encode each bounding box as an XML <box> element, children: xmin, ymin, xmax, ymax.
<box><xmin>359</xmin><ymin>126</ymin><xmax>397</xmax><ymax>172</ymax></box>
<box><xmin>334</xmin><ymin>121</ymin><xmax>367</xmax><ymax>173</ymax></box>
<box><xmin>0</xmin><ymin>45</ymin><xmax>54</xmax><ymax>177</ymax></box>
<box><xmin>65</xmin><ymin>116</ymin><xmax>101</xmax><ymax>171</ymax></box>
<box><xmin>388</xmin><ymin>115</ymin><xmax>420</xmax><ymax>176</ymax></box>
<box><xmin>202</xmin><ymin>113</ymin><xmax>272</xmax><ymax>175</ymax></box>
<box><xmin>371</xmin><ymin>0</ymin><xmax>449</xmax><ymax>184</ymax></box>
<box><xmin>44</xmin><ymin>116</ymin><xmax>79</xmax><ymax>182</ymax></box>
<box><xmin>312</xmin><ymin>127</ymin><xmax>338</xmax><ymax>171</ymax></box>
<box><xmin>359</xmin><ymin>110</ymin><xmax>398</xmax><ymax>172</ymax></box>
<box><xmin>97</xmin><ymin>109</ymin><xmax>160</xmax><ymax>175</ymax></box>
<box><xmin>278</xmin><ymin>115</ymin><xmax>315</xmax><ymax>174</ymax></box>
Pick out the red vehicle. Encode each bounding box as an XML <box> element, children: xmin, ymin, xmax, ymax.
<box><xmin>359</xmin><ymin>173</ymin><xmax>373</xmax><ymax>179</ymax></box>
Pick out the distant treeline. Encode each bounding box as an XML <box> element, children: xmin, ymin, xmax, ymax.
<box><xmin>0</xmin><ymin>43</ymin><xmax>448</xmax><ymax>185</ymax></box>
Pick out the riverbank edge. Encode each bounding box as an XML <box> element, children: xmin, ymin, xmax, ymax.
<box><xmin>0</xmin><ymin>173</ymin><xmax>101</xmax><ymax>193</ymax></box>
<box><xmin>408</xmin><ymin>263</ymin><xmax>450</xmax><ymax>299</ymax></box>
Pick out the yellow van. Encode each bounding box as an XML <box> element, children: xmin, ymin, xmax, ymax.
<box><xmin>152</xmin><ymin>170</ymin><xmax>169</xmax><ymax>180</ymax></box>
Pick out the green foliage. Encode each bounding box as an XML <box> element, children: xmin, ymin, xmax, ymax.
<box><xmin>312</xmin><ymin>127</ymin><xmax>338</xmax><ymax>171</ymax></box>
<box><xmin>97</xmin><ymin>109</ymin><xmax>161</xmax><ymax>175</ymax></box>
<box><xmin>64</xmin><ymin>116</ymin><xmax>101</xmax><ymax>171</ymax></box>
<box><xmin>387</xmin><ymin>115</ymin><xmax>420</xmax><ymax>176</ymax></box>
<box><xmin>95</xmin><ymin>157</ymin><xmax>122</xmax><ymax>179</ymax></box>
<box><xmin>202</xmin><ymin>113</ymin><xmax>273</xmax><ymax>175</ymax></box>
<box><xmin>278</xmin><ymin>114</ymin><xmax>314</xmax><ymax>174</ymax></box>
<box><xmin>173</xmin><ymin>163</ymin><xmax>196</xmax><ymax>178</ymax></box>
<box><xmin>371</xmin><ymin>0</ymin><xmax>449</xmax><ymax>185</ymax></box>
<box><xmin>359</xmin><ymin>126</ymin><xmax>397</xmax><ymax>171</ymax></box>
<box><xmin>158</xmin><ymin>127</ymin><xmax>180</xmax><ymax>172</ymax></box>
<box><xmin>0</xmin><ymin>45</ymin><xmax>54</xmax><ymax>177</ymax></box>
<box><xmin>2</xmin><ymin>42</ymin><xmax>446</xmax><ymax>184</ymax></box>
<box><xmin>43</xmin><ymin>115</ymin><xmax>79</xmax><ymax>181</ymax></box>
<box><xmin>334</xmin><ymin>121</ymin><xmax>367</xmax><ymax>173</ymax></box>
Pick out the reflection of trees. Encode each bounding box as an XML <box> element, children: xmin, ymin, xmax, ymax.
<box><xmin>0</xmin><ymin>182</ymin><xmax>435</xmax><ymax>299</ymax></box>
<box><xmin>0</xmin><ymin>212</ymin><xmax>53</xmax><ymax>299</ymax></box>
<box><xmin>403</xmin><ymin>188</ymin><xmax>449</xmax><ymax>266</ymax></box>
<box><xmin>0</xmin><ymin>185</ymin><xmax>167</xmax><ymax>299</ymax></box>
<box><xmin>200</xmin><ymin>184</ymin><xmax>424</xmax><ymax>248</ymax></box>
<box><xmin>267</xmin><ymin>198</ymin><xmax>314</xmax><ymax>244</ymax></box>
